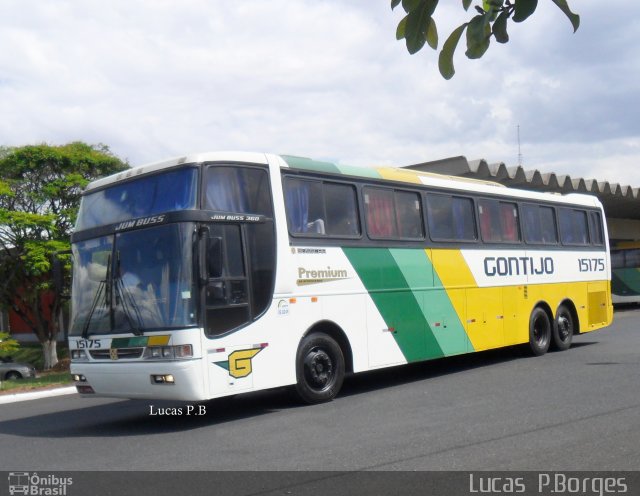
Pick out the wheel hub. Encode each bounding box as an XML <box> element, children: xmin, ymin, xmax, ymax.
<box><xmin>304</xmin><ymin>349</ymin><xmax>333</xmax><ymax>390</ymax></box>
<box><xmin>558</xmin><ymin>315</ymin><xmax>570</xmax><ymax>340</ymax></box>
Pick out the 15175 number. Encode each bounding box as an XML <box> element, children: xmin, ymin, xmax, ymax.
<box><xmin>75</xmin><ymin>339</ymin><xmax>103</xmax><ymax>349</ymax></box>
<box><xmin>578</xmin><ymin>258</ymin><xmax>605</xmax><ymax>272</ymax></box>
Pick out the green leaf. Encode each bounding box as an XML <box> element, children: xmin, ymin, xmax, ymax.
<box><xmin>405</xmin><ymin>2</ymin><xmax>436</xmax><ymax>54</ymax></box>
<box><xmin>402</xmin><ymin>0</ymin><xmax>422</xmax><ymax>14</ymax></box>
<box><xmin>512</xmin><ymin>0</ymin><xmax>538</xmax><ymax>23</ymax></box>
<box><xmin>391</xmin><ymin>0</ymin><xmax>402</xmax><ymax>9</ymax></box>
<box><xmin>465</xmin><ymin>14</ymin><xmax>491</xmax><ymax>59</ymax></box>
<box><xmin>438</xmin><ymin>23</ymin><xmax>467</xmax><ymax>80</ymax></box>
<box><xmin>551</xmin><ymin>0</ymin><xmax>580</xmax><ymax>32</ymax></box>
<box><xmin>396</xmin><ymin>15</ymin><xmax>408</xmax><ymax>40</ymax></box>
<box><xmin>426</xmin><ymin>17</ymin><xmax>438</xmax><ymax>50</ymax></box>
<box><xmin>492</xmin><ymin>8</ymin><xmax>510</xmax><ymax>43</ymax></box>
<box><xmin>462</xmin><ymin>0</ymin><xmax>472</xmax><ymax>11</ymax></box>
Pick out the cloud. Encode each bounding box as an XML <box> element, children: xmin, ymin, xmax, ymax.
<box><xmin>0</xmin><ymin>0</ymin><xmax>638</xmax><ymax>187</ymax></box>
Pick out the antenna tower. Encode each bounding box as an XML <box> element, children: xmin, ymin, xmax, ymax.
<box><xmin>517</xmin><ymin>125</ymin><xmax>523</xmax><ymax>167</ymax></box>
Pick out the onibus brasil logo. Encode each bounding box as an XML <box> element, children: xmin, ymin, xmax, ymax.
<box><xmin>8</xmin><ymin>472</ymin><xmax>73</xmax><ymax>495</ymax></box>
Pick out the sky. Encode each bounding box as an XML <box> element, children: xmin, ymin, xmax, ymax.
<box><xmin>1</xmin><ymin>0</ymin><xmax>639</xmax><ymax>186</ymax></box>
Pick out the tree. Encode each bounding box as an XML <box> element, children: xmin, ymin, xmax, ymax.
<box><xmin>393</xmin><ymin>0</ymin><xmax>580</xmax><ymax>79</ymax></box>
<box><xmin>0</xmin><ymin>331</ymin><xmax>19</xmax><ymax>357</ymax></box>
<box><xmin>0</xmin><ymin>142</ymin><xmax>128</xmax><ymax>369</ymax></box>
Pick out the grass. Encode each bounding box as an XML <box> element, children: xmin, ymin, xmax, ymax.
<box><xmin>1</xmin><ymin>342</ymin><xmax>73</xmax><ymax>394</ymax></box>
<box><xmin>6</xmin><ymin>342</ymin><xmax>69</xmax><ymax>371</ymax></box>
<box><xmin>0</xmin><ymin>371</ymin><xmax>72</xmax><ymax>393</ymax></box>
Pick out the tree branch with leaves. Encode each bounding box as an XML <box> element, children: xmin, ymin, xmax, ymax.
<box><xmin>0</xmin><ymin>142</ymin><xmax>128</xmax><ymax>369</ymax></box>
<box><xmin>393</xmin><ymin>0</ymin><xmax>580</xmax><ymax>79</ymax></box>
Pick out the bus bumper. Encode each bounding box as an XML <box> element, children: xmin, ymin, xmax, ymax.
<box><xmin>71</xmin><ymin>359</ymin><xmax>206</xmax><ymax>401</ymax></box>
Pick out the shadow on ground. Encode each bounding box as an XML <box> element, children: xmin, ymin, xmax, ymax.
<box><xmin>0</xmin><ymin>341</ymin><xmax>598</xmax><ymax>439</ymax></box>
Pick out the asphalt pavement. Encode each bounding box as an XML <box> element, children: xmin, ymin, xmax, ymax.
<box><xmin>1</xmin><ymin>307</ymin><xmax>639</xmax><ymax>472</ymax></box>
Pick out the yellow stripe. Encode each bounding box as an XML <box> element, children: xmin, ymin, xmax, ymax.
<box><xmin>147</xmin><ymin>335</ymin><xmax>170</xmax><ymax>346</ymax></box>
<box><xmin>375</xmin><ymin>167</ymin><xmax>423</xmax><ymax>184</ymax></box>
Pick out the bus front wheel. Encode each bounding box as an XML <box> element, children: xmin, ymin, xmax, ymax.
<box><xmin>295</xmin><ymin>332</ymin><xmax>345</xmax><ymax>404</ymax></box>
<box><xmin>528</xmin><ymin>307</ymin><xmax>551</xmax><ymax>356</ymax></box>
<box><xmin>552</xmin><ymin>305</ymin><xmax>574</xmax><ymax>351</ymax></box>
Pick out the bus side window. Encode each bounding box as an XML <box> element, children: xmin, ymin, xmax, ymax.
<box><xmin>284</xmin><ymin>178</ymin><xmax>324</xmax><ymax>234</ymax></box>
<box><xmin>522</xmin><ymin>204</ymin><xmax>542</xmax><ymax>243</ymax></box>
<box><xmin>426</xmin><ymin>194</ymin><xmax>475</xmax><ymax>241</ymax></box>
<box><xmin>589</xmin><ymin>211</ymin><xmax>604</xmax><ymax>245</ymax></box>
<box><xmin>364</xmin><ymin>187</ymin><xmax>397</xmax><ymax>238</ymax></box>
<box><xmin>478</xmin><ymin>199</ymin><xmax>519</xmax><ymax>243</ymax></box>
<box><xmin>324</xmin><ymin>183</ymin><xmax>360</xmax><ymax>236</ymax></box>
<box><xmin>395</xmin><ymin>191</ymin><xmax>424</xmax><ymax>239</ymax></box>
<box><xmin>625</xmin><ymin>249</ymin><xmax>640</xmax><ymax>268</ymax></box>
<box><xmin>522</xmin><ymin>204</ymin><xmax>557</xmax><ymax>244</ymax></box>
<box><xmin>610</xmin><ymin>250</ymin><xmax>624</xmax><ymax>269</ymax></box>
<box><xmin>206</xmin><ymin>166</ymin><xmax>272</xmax><ymax>216</ymax></box>
<box><xmin>539</xmin><ymin>206</ymin><xmax>558</xmax><ymax>244</ymax></box>
<box><xmin>560</xmin><ymin>208</ymin><xmax>589</xmax><ymax>245</ymax></box>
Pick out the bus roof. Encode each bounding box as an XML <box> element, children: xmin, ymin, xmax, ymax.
<box><xmin>83</xmin><ymin>151</ymin><xmax>604</xmax><ymax>210</ymax></box>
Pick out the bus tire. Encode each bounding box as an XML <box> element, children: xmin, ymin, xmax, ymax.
<box><xmin>528</xmin><ymin>307</ymin><xmax>551</xmax><ymax>356</ymax></box>
<box><xmin>552</xmin><ymin>305</ymin><xmax>574</xmax><ymax>351</ymax></box>
<box><xmin>295</xmin><ymin>332</ymin><xmax>345</xmax><ymax>404</ymax></box>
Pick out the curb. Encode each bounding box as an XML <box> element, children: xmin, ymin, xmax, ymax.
<box><xmin>0</xmin><ymin>385</ymin><xmax>77</xmax><ymax>405</ymax></box>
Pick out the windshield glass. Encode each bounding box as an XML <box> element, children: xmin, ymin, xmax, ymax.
<box><xmin>70</xmin><ymin>223</ymin><xmax>197</xmax><ymax>336</ymax></box>
<box><xmin>76</xmin><ymin>167</ymin><xmax>198</xmax><ymax>230</ymax></box>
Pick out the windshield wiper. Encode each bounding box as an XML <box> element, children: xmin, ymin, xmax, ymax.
<box><xmin>81</xmin><ymin>254</ymin><xmax>111</xmax><ymax>339</ymax></box>
<box><xmin>114</xmin><ymin>251</ymin><xmax>145</xmax><ymax>336</ymax></box>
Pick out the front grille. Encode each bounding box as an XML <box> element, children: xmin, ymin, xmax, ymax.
<box><xmin>90</xmin><ymin>347</ymin><xmax>144</xmax><ymax>360</ymax></box>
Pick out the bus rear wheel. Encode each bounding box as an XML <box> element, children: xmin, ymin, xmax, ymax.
<box><xmin>528</xmin><ymin>307</ymin><xmax>551</xmax><ymax>356</ymax></box>
<box><xmin>552</xmin><ymin>305</ymin><xmax>574</xmax><ymax>351</ymax></box>
<box><xmin>295</xmin><ymin>332</ymin><xmax>345</xmax><ymax>404</ymax></box>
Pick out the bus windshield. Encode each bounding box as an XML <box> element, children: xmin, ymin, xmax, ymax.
<box><xmin>70</xmin><ymin>223</ymin><xmax>196</xmax><ymax>336</ymax></box>
<box><xmin>75</xmin><ymin>167</ymin><xmax>198</xmax><ymax>230</ymax></box>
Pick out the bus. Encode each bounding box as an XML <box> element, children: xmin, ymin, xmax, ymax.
<box><xmin>611</xmin><ymin>241</ymin><xmax>640</xmax><ymax>304</ymax></box>
<box><xmin>68</xmin><ymin>152</ymin><xmax>613</xmax><ymax>404</ymax></box>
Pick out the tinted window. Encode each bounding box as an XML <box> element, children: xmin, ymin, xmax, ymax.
<box><xmin>325</xmin><ymin>183</ymin><xmax>360</xmax><ymax>236</ymax></box>
<box><xmin>522</xmin><ymin>204</ymin><xmax>558</xmax><ymax>244</ymax></box>
<box><xmin>426</xmin><ymin>194</ymin><xmax>476</xmax><ymax>241</ymax></box>
<box><xmin>205</xmin><ymin>166</ymin><xmax>272</xmax><ymax>216</ymax></box>
<box><xmin>626</xmin><ymin>249</ymin><xmax>640</xmax><ymax>268</ymax></box>
<box><xmin>363</xmin><ymin>188</ymin><xmax>424</xmax><ymax>240</ymax></box>
<box><xmin>284</xmin><ymin>178</ymin><xmax>360</xmax><ymax>237</ymax></box>
<box><xmin>76</xmin><ymin>168</ymin><xmax>198</xmax><ymax>230</ymax></box>
<box><xmin>396</xmin><ymin>191</ymin><xmax>424</xmax><ymax>239</ymax></box>
<box><xmin>364</xmin><ymin>188</ymin><xmax>396</xmax><ymax>238</ymax></box>
<box><xmin>559</xmin><ymin>208</ymin><xmax>589</xmax><ymax>245</ymax></box>
<box><xmin>589</xmin><ymin>211</ymin><xmax>604</xmax><ymax>245</ymax></box>
<box><xmin>478</xmin><ymin>199</ymin><xmax>520</xmax><ymax>243</ymax></box>
<box><xmin>611</xmin><ymin>250</ymin><xmax>624</xmax><ymax>269</ymax></box>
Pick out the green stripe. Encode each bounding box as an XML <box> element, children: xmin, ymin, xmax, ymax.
<box><xmin>389</xmin><ymin>249</ymin><xmax>472</xmax><ymax>355</ymax></box>
<box><xmin>111</xmin><ymin>337</ymin><xmax>148</xmax><ymax>348</ymax></box>
<box><xmin>343</xmin><ymin>247</ymin><xmax>443</xmax><ymax>362</ymax></box>
<box><xmin>334</xmin><ymin>164</ymin><xmax>381</xmax><ymax>179</ymax></box>
<box><xmin>282</xmin><ymin>155</ymin><xmax>340</xmax><ymax>174</ymax></box>
<box><xmin>282</xmin><ymin>155</ymin><xmax>381</xmax><ymax>179</ymax></box>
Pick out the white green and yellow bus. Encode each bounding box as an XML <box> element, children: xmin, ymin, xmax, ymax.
<box><xmin>69</xmin><ymin>152</ymin><xmax>613</xmax><ymax>403</ymax></box>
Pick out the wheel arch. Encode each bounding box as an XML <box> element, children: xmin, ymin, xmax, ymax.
<box><xmin>301</xmin><ymin>320</ymin><xmax>354</xmax><ymax>374</ymax></box>
<box><xmin>532</xmin><ymin>300</ymin><xmax>554</xmax><ymax>323</ymax></box>
<box><xmin>556</xmin><ymin>298</ymin><xmax>580</xmax><ymax>334</ymax></box>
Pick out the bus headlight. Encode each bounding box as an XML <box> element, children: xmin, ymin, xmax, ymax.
<box><xmin>145</xmin><ymin>344</ymin><xmax>193</xmax><ymax>360</ymax></box>
<box><xmin>71</xmin><ymin>349</ymin><xmax>88</xmax><ymax>361</ymax></box>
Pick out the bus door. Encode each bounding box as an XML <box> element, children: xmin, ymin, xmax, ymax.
<box><xmin>201</xmin><ymin>220</ymin><xmax>276</xmax><ymax>394</ymax></box>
